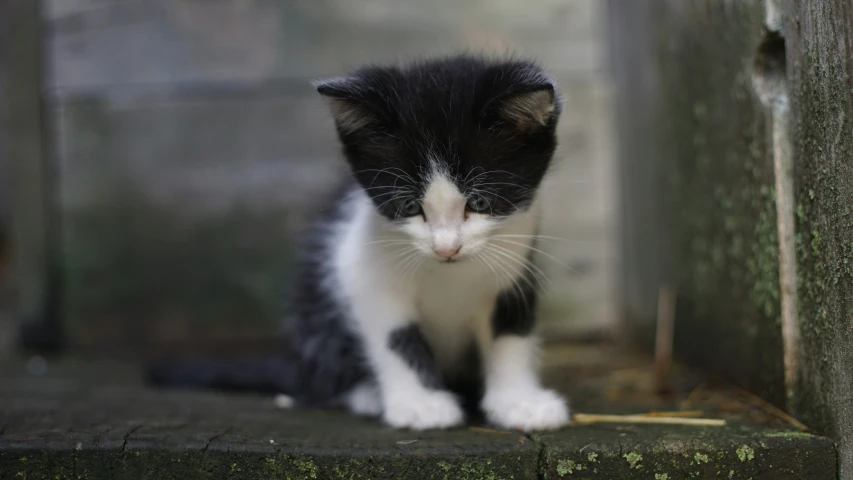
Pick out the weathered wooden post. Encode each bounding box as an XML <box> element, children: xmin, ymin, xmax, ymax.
<box><xmin>608</xmin><ymin>0</ymin><xmax>853</xmax><ymax>475</ymax></box>
<box><xmin>0</xmin><ymin>0</ymin><xmax>64</xmax><ymax>352</ymax></box>
<box><xmin>786</xmin><ymin>1</ymin><xmax>853</xmax><ymax>473</ymax></box>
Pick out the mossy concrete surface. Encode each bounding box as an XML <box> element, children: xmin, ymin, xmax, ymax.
<box><xmin>0</xmin><ymin>357</ymin><xmax>837</xmax><ymax>479</ymax></box>
<box><xmin>537</xmin><ymin>426</ymin><xmax>834</xmax><ymax>479</ymax></box>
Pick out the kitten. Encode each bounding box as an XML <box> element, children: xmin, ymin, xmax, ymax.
<box><xmin>148</xmin><ymin>55</ymin><xmax>570</xmax><ymax>432</ymax></box>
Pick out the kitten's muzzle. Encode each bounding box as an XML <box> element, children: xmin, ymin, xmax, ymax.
<box><xmin>433</xmin><ymin>245</ymin><xmax>461</xmax><ymax>260</ymax></box>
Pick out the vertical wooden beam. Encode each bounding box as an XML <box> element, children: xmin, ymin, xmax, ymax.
<box><xmin>785</xmin><ymin>0</ymin><xmax>853</xmax><ymax>475</ymax></box>
<box><xmin>0</xmin><ymin>0</ymin><xmax>64</xmax><ymax>352</ymax></box>
<box><xmin>0</xmin><ymin>0</ymin><xmax>11</xmax><ymax>358</ymax></box>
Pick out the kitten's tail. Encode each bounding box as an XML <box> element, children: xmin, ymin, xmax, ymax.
<box><xmin>145</xmin><ymin>356</ymin><xmax>300</xmax><ymax>396</ymax></box>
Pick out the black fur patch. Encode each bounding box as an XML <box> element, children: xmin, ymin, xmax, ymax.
<box><xmin>491</xmin><ymin>261</ymin><xmax>540</xmax><ymax>337</ymax></box>
<box><xmin>286</xmin><ymin>181</ymin><xmax>372</xmax><ymax>406</ymax></box>
<box><xmin>146</xmin><ymin>356</ymin><xmax>299</xmax><ymax>394</ymax></box>
<box><xmin>444</xmin><ymin>340</ymin><xmax>484</xmax><ymax>414</ymax></box>
<box><xmin>388</xmin><ymin>324</ymin><xmax>442</xmax><ymax>389</ymax></box>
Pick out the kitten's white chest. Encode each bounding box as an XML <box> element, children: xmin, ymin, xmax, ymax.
<box><xmin>413</xmin><ymin>261</ymin><xmax>499</xmax><ymax>366</ymax></box>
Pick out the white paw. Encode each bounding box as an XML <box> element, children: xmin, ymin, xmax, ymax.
<box><xmin>383</xmin><ymin>390</ymin><xmax>464</xmax><ymax>430</ymax></box>
<box><xmin>344</xmin><ymin>382</ymin><xmax>383</xmax><ymax>417</ymax></box>
<box><xmin>273</xmin><ymin>394</ymin><xmax>295</xmax><ymax>409</ymax></box>
<box><xmin>481</xmin><ymin>387</ymin><xmax>570</xmax><ymax>432</ymax></box>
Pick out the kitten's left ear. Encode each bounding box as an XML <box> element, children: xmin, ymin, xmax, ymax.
<box><xmin>314</xmin><ymin>77</ymin><xmax>376</xmax><ymax>133</ymax></box>
<box><xmin>493</xmin><ymin>85</ymin><xmax>558</xmax><ymax>132</ymax></box>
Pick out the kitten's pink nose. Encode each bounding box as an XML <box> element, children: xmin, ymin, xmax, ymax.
<box><xmin>433</xmin><ymin>245</ymin><xmax>461</xmax><ymax>260</ymax></box>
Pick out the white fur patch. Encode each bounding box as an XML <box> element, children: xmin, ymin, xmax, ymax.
<box><xmin>397</xmin><ymin>172</ymin><xmax>523</xmax><ymax>261</ymax></box>
<box><xmin>273</xmin><ymin>394</ymin><xmax>295</xmax><ymax>409</ymax></box>
<box><xmin>382</xmin><ymin>388</ymin><xmax>464</xmax><ymax>430</ymax></box>
<box><xmin>330</xmin><ymin>185</ymin><xmax>561</xmax><ymax>431</ymax></box>
<box><xmin>481</xmin><ymin>387</ymin><xmax>570</xmax><ymax>432</ymax></box>
<box><xmin>344</xmin><ymin>382</ymin><xmax>382</xmax><ymax>417</ymax></box>
<box><xmin>480</xmin><ymin>335</ymin><xmax>570</xmax><ymax>431</ymax></box>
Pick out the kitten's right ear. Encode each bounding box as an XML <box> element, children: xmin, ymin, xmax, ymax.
<box><xmin>314</xmin><ymin>77</ymin><xmax>376</xmax><ymax>134</ymax></box>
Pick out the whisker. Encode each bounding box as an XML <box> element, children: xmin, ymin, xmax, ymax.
<box><xmin>480</xmin><ymin>249</ymin><xmax>515</xmax><ymax>294</ymax></box>
<box><xmin>353</xmin><ymin>167</ymin><xmax>417</xmax><ymax>190</ymax></box>
<box><xmin>487</xmin><ymin>250</ymin><xmax>532</xmax><ymax>316</ymax></box>
<box><xmin>474</xmin><ymin>251</ymin><xmax>502</xmax><ymax>290</ymax></box>
<box><xmin>481</xmin><ymin>248</ymin><xmax>529</xmax><ymax>304</ymax></box>
<box><xmin>391</xmin><ymin>250</ymin><xmax>421</xmax><ymax>279</ymax></box>
<box><xmin>364</xmin><ymin>239</ymin><xmax>413</xmax><ymax>246</ymax></box>
<box><xmin>397</xmin><ymin>251</ymin><xmax>425</xmax><ymax>281</ymax></box>
<box><xmin>490</xmin><ymin>238</ymin><xmax>579</xmax><ymax>273</ymax></box>
<box><xmin>491</xmin><ymin>234</ymin><xmax>595</xmax><ymax>245</ymax></box>
<box><xmin>360</xmin><ymin>185</ymin><xmax>415</xmax><ymax>191</ymax></box>
<box><xmin>468</xmin><ymin>188</ymin><xmax>520</xmax><ymax>211</ymax></box>
<box><xmin>402</xmin><ymin>256</ymin><xmax>426</xmax><ymax>284</ymax></box>
<box><xmin>469</xmin><ymin>182</ymin><xmax>532</xmax><ymax>191</ymax></box>
<box><xmin>491</xmin><ymin>245</ymin><xmax>551</xmax><ymax>290</ymax></box>
<box><xmin>375</xmin><ymin>192</ymin><xmax>411</xmax><ymax>212</ymax></box>
<box><xmin>385</xmin><ymin>247</ymin><xmax>419</xmax><ymax>268</ymax></box>
<box><xmin>483</xmin><ymin>244</ymin><xmax>549</xmax><ymax>290</ymax></box>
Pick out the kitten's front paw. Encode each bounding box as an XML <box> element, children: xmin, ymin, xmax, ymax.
<box><xmin>383</xmin><ymin>390</ymin><xmax>464</xmax><ymax>430</ymax></box>
<box><xmin>481</xmin><ymin>387</ymin><xmax>570</xmax><ymax>432</ymax></box>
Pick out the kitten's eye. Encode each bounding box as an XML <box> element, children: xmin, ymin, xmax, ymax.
<box><xmin>466</xmin><ymin>196</ymin><xmax>491</xmax><ymax>213</ymax></box>
<box><xmin>400</xmin><ymin>199</ymin><xmax>422</xmax><ymax>217</ymax></box>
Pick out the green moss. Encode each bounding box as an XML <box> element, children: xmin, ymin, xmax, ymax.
<box><xmin>791</xmin><ymin>20</ymin><xmax>853</xmax><ymax>449</ymax></box>
<box><xmin>293</xmin><ymin>458</ymin><xmax>319</xmax><ymax>479</ymax></box>
<box><xmin>624</xmin><ymin>452</ymin><xmax>643</xmax><ymax>470</ymax></box>
<box><xmin>556</xmin><ymin>459</ymin><xmax>585</xmax><ymax>476</ymax></box>
<box><xmin>736</xmin><ymin>445</ymin><xmax>755</xmax><ymax>462</ymax></box>
<box><xmin>587</xmin><ymin>452</ymin><xmax>598</xmax><ymax>463</ymax></box>
<box><xmin>428</xmin><ymin>458</ymin><xmax>518</xmax><ymax>480</ymax></box>
<box><xmin>556</xmin><ymin>459</ymin><xmax>574</xmax><ymax>476</ymax></box>
<box><xmin>694</xmin><ymin>452</ymin><xmax>710</xmax><ymax>464</ymax></box>
<box><xmin>332</xmin><ymin>460</ymin><xmax>367</xmax><ymax>480</ymax></box>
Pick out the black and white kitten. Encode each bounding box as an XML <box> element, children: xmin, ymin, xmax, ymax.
<box><xmin>150</xmin><ymin>55</ymin><xmax>569</xmax><ymax>432</ymax></box>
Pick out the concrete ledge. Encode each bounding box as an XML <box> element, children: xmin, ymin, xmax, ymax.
<box><xmin>0</xmin><ymin>355</ymin><xmax>837</xmax><ymax>479</ymax></box>
<box><xmin>538</xmin><ymin>426</ymin><xmax>834</xmax><ymax>479</ymax></box>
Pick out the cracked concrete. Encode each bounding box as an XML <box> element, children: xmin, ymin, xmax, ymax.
<box><xmin>0</xmin><ymin>352</ymin><xmax>837</xmax><ymax>479</ymax></box>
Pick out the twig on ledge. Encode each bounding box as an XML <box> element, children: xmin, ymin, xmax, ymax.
<box><xmin>642</xmin><ymin>410</ymin><xmax>704</xmax><ymax>418</ymax></box>
<box><xmin>573</xmin><ymin>413</ymin><xmax>726</xmax><ymax>427</ymax></box>
<box><xmin>655</xmin><ymin>285</ymin><xmax>677</xmax><ymax>394</ymax></box>
<box><xmin>728</xmin><ymin>385</ymin><xmax>809</xmax><ymax>431</ymax></box>
<box><xmin>468</xmin><ymin>426</ymin><xmax>511</xmax><ymax>435</ymax></box>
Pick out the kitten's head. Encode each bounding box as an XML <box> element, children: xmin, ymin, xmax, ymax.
<box><xmin>316</xmin><ymin>55</ymin><xmax>561</xmax><ymax>262</ymax></box>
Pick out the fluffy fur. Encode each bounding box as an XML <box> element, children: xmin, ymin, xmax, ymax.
<box><xmin>148</xmin><ymin>55</ymin><xmax>570</xmax><ymax>432</ymax></box>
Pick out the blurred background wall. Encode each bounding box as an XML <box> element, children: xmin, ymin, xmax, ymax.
<box><xmin>0</xmin><ymin>0</ymin><xmax>15</xmax><ymax>358</ymax></box>
<box><xmin>4</xmin><ymin>0</ymin><xmax>617</xmax><ymax>357</ymax></box>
